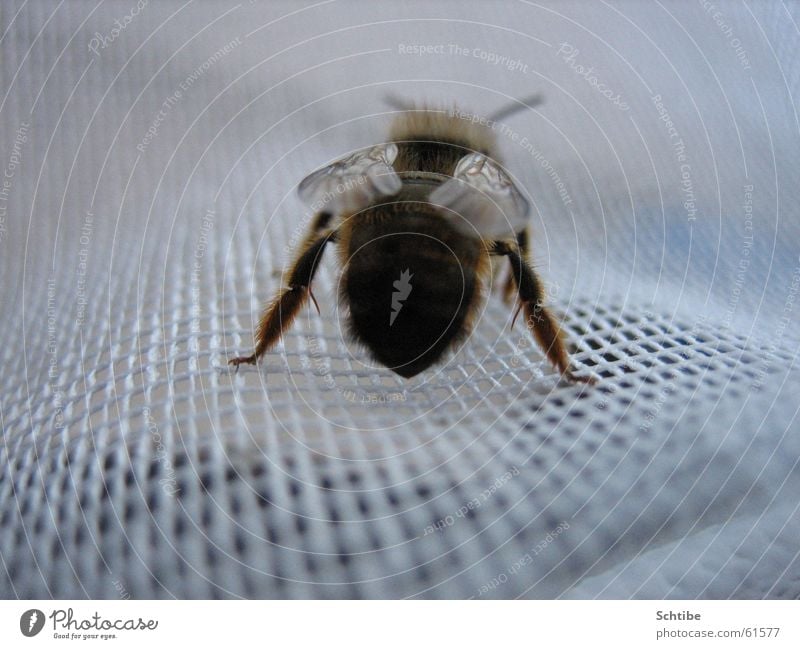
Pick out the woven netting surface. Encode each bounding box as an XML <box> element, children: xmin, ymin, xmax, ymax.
<box><xmin>1</xmin><ymin>1</ymin><xmax>799</xmax><ymax>598</ymax></box>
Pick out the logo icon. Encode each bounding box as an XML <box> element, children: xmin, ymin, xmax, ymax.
<box><xmin>390</xmin><ymin>269</ymin><xmax>413</xmax><ymax>326</ymax></box>
<box><xmin>20</xmin><ymin>609</ymin><xmax>45</xmax><ymax>637</ymax></box>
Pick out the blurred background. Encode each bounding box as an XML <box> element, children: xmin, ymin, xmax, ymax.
<box><xmin>1</xmin><ymin>1</ymin><xmax>798</xmax><ymax>598</ymax></box>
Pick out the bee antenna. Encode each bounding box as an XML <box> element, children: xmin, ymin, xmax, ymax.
<box><xmin>489</xmin><ymin>94</ymin><xmax>544</xmax><ymax>122</ymax></box>
<box><xmin>384</xmin><ymin>94</ymin><xmax>415</xmax><ymax>112</ymax></box>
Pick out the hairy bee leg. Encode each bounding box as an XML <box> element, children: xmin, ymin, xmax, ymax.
<box><xmin>229</xmin><ymin>229</ymin><xmax>336</xmax><ymax>368</ymax></box>
<box><xmin>492</xmin><ymin>241</ymin><xmax>595</xmax><ymax>384</ymax></box>
<box><xmin>269</xmin><ymin>212</ymin><xmax>332</xmax><ymax>281</ymax></box>
<box><xmin>501</xmin><ymin>229</ymin><xmax>529</xmax><ymax>304</ymax></box>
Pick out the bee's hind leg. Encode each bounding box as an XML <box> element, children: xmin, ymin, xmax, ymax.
<box><xmin>491</xmin><ymin>239</ymin><xmax>595</xmax><ymax>384</ymax></box>
<box><xmin>229</xmin><ymin>227</ymin><xmax>337</xmax><ymax>368</ymax></box>
<box><xmin>500</xmin><ymin>229</ymin><xmax>529</xmax><ymax>305</ymax></box>
<box><xmin>270</xmin><ymin>211</ymin><xmax>334</xmax><ymax>279</ymax></box>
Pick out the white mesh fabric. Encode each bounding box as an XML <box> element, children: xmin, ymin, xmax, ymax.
<box><xmin>1</xmin><ymin>1</ymin><xmax>799</xmax><ymax>599</ymax></box>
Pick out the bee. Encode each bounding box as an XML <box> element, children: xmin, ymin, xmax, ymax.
<box><xmin>229</xmin><ymin>96</ymin><xmax>594</xmax><ymax>383</ymax></box>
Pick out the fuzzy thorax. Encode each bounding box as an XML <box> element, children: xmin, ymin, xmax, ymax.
<box><xmin>389</xmin><ymin>104</ymin><xmax>497</xmax><ymax>156</ymax></box>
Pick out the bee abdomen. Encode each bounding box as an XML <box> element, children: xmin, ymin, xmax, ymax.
<box><xmin>342</xmin><ymin>210</ymin><xmax>484</xmax><ymax>378</ymax></box>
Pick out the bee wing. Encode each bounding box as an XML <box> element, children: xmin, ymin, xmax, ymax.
<box><xmin>297</xmin><ymin>143</ymin><xmax>402</xmax><ymax>215</ymax></box>
<box><xmin>430</xmin><ymin>152</ymin><xmax>529</xmax><ymax>238</ymax></box>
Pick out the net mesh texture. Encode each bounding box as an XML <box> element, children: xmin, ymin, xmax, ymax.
<box><xmin>1</xmin><ymin>1</ymin><xmax>799</xmax><ymax>599</ymax></box>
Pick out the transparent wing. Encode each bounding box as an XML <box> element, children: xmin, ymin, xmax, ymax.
<box><xmin>297</xmin><ymin>143</ymin><xmax>402</xmax><ymax>215</ymax></box>
<box><xmin>429</xmin><ymin>153</ymin><xmax>529</xmax><ymax>238</ymax></box>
